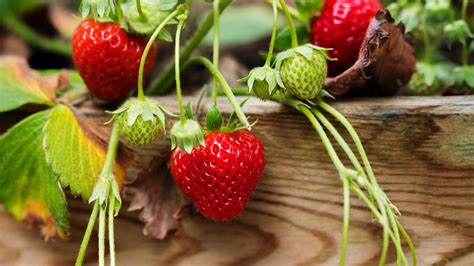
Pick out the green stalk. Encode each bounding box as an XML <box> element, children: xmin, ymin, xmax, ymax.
<box><xmin>137</xmin><ymin>10</ymin><xmax>179</xmax><ymax>101</ymax></box>
<box><xmin>98</xmin><ymin>207</ymin><xmax>106</xmax><ymax>266</ymax></box>
<box><xmin>108</xmin><ymin>192</ymin><xmax>116</xmax><ymax>266</ymax></box>
<box><xmin>212</xmin><ymin>0</ymin><xmax>221</xmax><ymax>106</ymax></box>
<box><xmin>265</xmin><ymin>0</ymin><xmax>279</xmax><ymax>67</ymax></box>
<box><xmin>397</xmin><ymin>219</ymin><xmax>417</xmax><ymax>266</ymax></box>
<box><xmin>175</xmin><ymin>19</ymin><xmax>186</xmax><ymax>124</ymax></box>
<box><xmin>75</xmin><ymin>201</ymin><xmax>99</xmax><ymax>266</ymax></box>
<box><xmin>136</xmin><ymin>0</ymin><xmax>147</xmax><ymax>20</ymax></box>
<box><xmin>340</xmin><ymin>178</ymin><xmax>350</xmax><ymax>266</ymax></box>
<box><xmin>462</xmin><ymin>0</ymin><xmax>469</xmax><ymax>66</ymax></box>
<box><xmin>148</xmin><ymin>0</ymin><xmax>232</xmax><ymax>95</ymax></box>
<box><xmin>189</xmin><ymin>57</ymin><xmax>249</xmax><ymax>128</ymax></box>
<box><xmin>319</xmin><ymin>102</ymin><xmax>415</xmax><ymax>265</ymax></box>
<box><xmin>279</xmin><ymin>0</ymin><xmax>298</xmax><ymax>48</ymax></box>
<box><xmin>265</xmin><ymin>0</ymin><xmax>304</xmax><ymax>23</ymax></box>
<box><xmin>117</xmin><ymin>0</ymin><xmax>124</xmax><ymax>23</ymax></box>
<box><xmin>421</xmin><ymin>8</ymin><xmax>432</xmax><ymax>62</ymax></box>
<box><xmin>2</xmin><ymin>13</ymin><xmax>71</xmax><ymax>56</ymax></box>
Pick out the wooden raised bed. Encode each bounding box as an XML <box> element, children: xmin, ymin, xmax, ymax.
<box><xmin>1</xmin><ymin>95</ymin><xmax>473</xmax><ymax>265</ymax></box>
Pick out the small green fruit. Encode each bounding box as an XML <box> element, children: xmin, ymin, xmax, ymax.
<box><xmin>109</xmin><ymin>97</ymin><xmax>169</xmax><ymax>147</ymax></box>
<box><xmin>276</xmin><ymin>44</ymin><xmax>331</xmax><ymax>100</ymax></box>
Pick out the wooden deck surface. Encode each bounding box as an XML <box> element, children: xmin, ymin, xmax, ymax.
<box><xmin>1</xmin><ymin>96</ymin><xmax>473</xmax><ymax>265</ymax></box>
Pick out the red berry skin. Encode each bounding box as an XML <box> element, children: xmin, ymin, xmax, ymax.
<box><xmin>170</xmin><ymin>130</ymin><xmax>265</xmax><ymax>221</ymax></box>
<box><xmin>72</xmin><ymin>19</ymin><xmax>157</xmax><ymax>103</ymax></box>
<box><xmin>311</xmin><ymin>0</ymin><xmax>382</xmax><ymax>77</ymax></box>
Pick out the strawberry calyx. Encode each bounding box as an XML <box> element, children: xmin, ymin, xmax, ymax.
<box><xmin>170</xmin><ymin>119</ymin><xmax>205</xmax><ymax>154</ymax></box>
<box><xmin>122</xmin><ymin>0</ymin><xmax>178</xmax><ymax>36</ymax></box>
<box><xmin>239</xmin><ymin>66</ymin><xmax>284</xmax><ymax>101</ymax></box>
<box><xmin>80</xmin><ymin>0</ymin><xmax>116</xmax><ymax>19</ymax></box>
<box><xmin>274</xmin><ymin>44</ymin><xmax>334</xmax><ymax>71</ymax></box>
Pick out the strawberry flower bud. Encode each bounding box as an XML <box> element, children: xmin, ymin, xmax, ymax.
<box><xmin>239</xmin><ymin>66</ymin><xmax>284</xmax><ymax>101</ymax></box>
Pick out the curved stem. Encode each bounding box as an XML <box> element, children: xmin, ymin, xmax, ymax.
<box><xmin>189</xmin><ymin>57</ymin><xmax>250</xmax><ymax>128</ymax></box>
<box><xmin>117</xmin><ymin>0</ymin><xmax>124</xmax><ymax>24</ymax></box>
<box><xmin>397</xmin><ymin>219</ymin><xmax>417</xmax><ymax>266</ymax></box>
<box><xmin>265</xmin><ymin>0</ymin><xmax>279</xmax><ymax>67</ymax></box>
<box><xmin>98</xmin><ymin>207</ymin><xmax>106</xmax><ymax>266</ymax></box>
<box><xmin>175</xmin><ymin>19</ymin><xmax>186</xmax><ymax>124</ymax></box>
<box><xmin>279</xmin><ymin>0</ymin><xmax>298</xmax><ymax>48</ymax></box>
<box><xmin>212</xmin><ymin>0</ymin><xmax>220</xmax><ymax>106</ymax></box>
<box><xmin>148</xmin><ymin>0</ymin><xmax>232</xmax><ymax>95</ymax></box>
<box><xmin>75</xmin><ymin>201</ymin><xmax>99</xmax><ymax>266</ymax></box>
<box><xmin>137</xmin><ymin>10</ymin><xmax>179</xmax><ymax>101</ymax></box>
<box><xmin>108</xmin><ymin>191</ymin><xmax>116</xmax><ymax>266</ymax></box>
<box><xmin>265</xmin><ymin>0</ymin><xmax>304</xmax><ymax>23</ymax></box>
<box><xmin>2</xmin><ymin>13</ymin><xmax>71</xmax><ymax>56</ymax></box>
<box><xmin>136</xmin><ymin>0</ymin><xmax>147</xmax><ymax>20</ymax></box>
<box><xmin>340</xmin><ymin>178</ymin><xmax>350</xmax><ymax>266</ymax></box>
<box><xmin>462</xmin><ymin>0</ymin><xmax>468</xmax><ymax>21</ymax></box>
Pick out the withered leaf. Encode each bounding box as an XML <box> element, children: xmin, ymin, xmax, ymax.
<box><xmin>0</xmin><ymin>56</ymin><xmax>71</xmax><ymax>113</ymax></box>
<box><xmin>324</xmin><ymin>10</ymin><xmax>416</xmax><ymax>96</ymax></box>
<box><xmin>125</xmin><ymin>149</ymin><xmax>187</xmax><ymax>240</ymax></box>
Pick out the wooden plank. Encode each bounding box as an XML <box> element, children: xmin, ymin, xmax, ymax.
<box><xmin>1</xmin><ymin>96</ymin><xmax>473</xmax><ymax>265</ymax></box>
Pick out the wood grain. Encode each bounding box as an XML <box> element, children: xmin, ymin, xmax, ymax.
<box><xmin>1</xmin><ymin>96</ymin><xmax>473</xmax><ymax>265</ymax></box>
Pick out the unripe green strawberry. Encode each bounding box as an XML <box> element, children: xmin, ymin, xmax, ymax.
<box><xmin>406</xmin><ymin>72</ymin><xmax>442</xmax><ymax>96</ymax></box>
<box><xmin>239</xmin><ymin>66</ymin><xmax>284</xmax><ymax>101</ymax></box>
<box><xmin>405</xmin><ymin>62</ymin><xmax>448</xmax><ymax>96</ymax></box>
<box><xmin>109</xmin><ymin>97</ymin><xmax>170</xmax><ymax>147</ymax></box>
<box><xmin>275</xmin><ymin>44</ymin><xmax>331</xmax><ymax>100</ymax></box>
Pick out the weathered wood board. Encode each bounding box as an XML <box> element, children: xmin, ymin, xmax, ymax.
<box><xmin>1</xmin><ymin>96</ymin><xmax>473</xmax><ymax>265</ymax></box>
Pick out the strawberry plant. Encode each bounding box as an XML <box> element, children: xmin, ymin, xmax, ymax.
<box><xmin>1</xmin><ymin>0</ymin><xmax>451</xmax><ymax>265</ymax></box>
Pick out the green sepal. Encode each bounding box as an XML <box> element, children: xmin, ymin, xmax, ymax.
<box><xmin>111</xmin><ymin>180</ymin><xmax>122</xmax><ymax>216</ymax></box>
<box><xmin>108</xmin><ymin>97</ymin><xmax>172</xmax><ymax>130</ymax></box>
<box><xmin>206</xmin><ymin>104</ymin><xmax>223</xmax><ymax>132</ymax></box>
<box><xmin>186</xmin><ymin>101</ymin><xmax>194</xmax><ymax>120</ymax></box>
<box><xmin>170</xmin><ymin>119</ymin><xmax>205</xmax><ymax>154</ymax></box>
<box><xmin>80</xmin><ymin>0</ymin><xmax>116</xmax><ymax>20</ymax></box>
<box><xmin>274</xmin><ymin>44</ymin><xmax>334</xmax><ymax>71</ymax></box>
<box><xmin>226</xmin><ymin>98</ymin><xmax>250</xmax><ymax>129</ymax></box>
<box><xmin>122</xmin><ymin>0</ymin><xmax>178</xmax><ymax>36</ymax></box>
<box><xmin>89</xmin><ymin>173</ymin><xmax>111</xmax><ymax>207</ymax></box>
<box><xmin>239</xmin><ymin>66</ymin><xmax>284</xmax><ymax>100</ymax></box>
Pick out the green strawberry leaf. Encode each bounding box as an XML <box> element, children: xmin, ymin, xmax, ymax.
<box><xmin>444</xmin><ymin>20</ymin><xmax>473</xmax><ymax>47</ymax></box>
<box><xmin>387</xmin><ymin>2</ymin><xmax>422</xmax><ymax>33</ymax></box>
<box><xmin>0</xmin><ymin>110</ymin><xmax>68</xmax><ymax>240</ymax></box>
<box><xmin>43</xmin><ymin>104</ymin><xmax>136</xmax><ymax>201</ymax></box>
<box><xmin>202</xmin><ymin>5</ymin><xmax>276</xmax><ymax>46</ymax></box>
<box><xmin>0</xmin><ymin>57</ymin><xmax>70</xmax><ymax>113</ymax></box>
<box><xmin>463</xmin><ymin>66</ymin><xmax>474</xmax><ymax>88</ymax></box>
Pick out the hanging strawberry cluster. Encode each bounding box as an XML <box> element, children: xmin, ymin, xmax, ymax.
<box><xmin>69</xmin><ymin>0</ymin><xmax>417</xmax><ymax>265</ymax></box>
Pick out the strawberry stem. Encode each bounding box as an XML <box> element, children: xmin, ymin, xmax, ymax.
<box><xmin>108</xmin><ymin>190</ymin><xmax>116</xmax><ymax>266</ymax></box>
<box><xmin>189</xmin><ymin>57</ymin><xmax>250</xmax><ymax>129</ymax></box>
<box><xmin>98</xmin><ymin>206</ymin><xmax>106</xmax><ymax>266</ymax></box>
<box><xmin>75</xmin><ymin>201</ymin><xmax>99</xmax><ymax>266</ymax></box>
<box><xmin>137</xmin><ymin>9</ymin><xmax>179</xmax><ymax>101</ymax></box>
<box><xmin>264</xmin><ymin>0</ymin><xmax>279</xmax><ymax>67</ymax></box>
<box><xmin>212</xmin><ymin>0</ymin><xmax>221</xmax><ymax>106</ymax></box>
<box><xmin>148</xmin><ymin>0</ymin><xmax>232</xmax><ymax>95</ymax></box>
<box><xmin>117</xmin><ymin>0</ymin><xmax>124</xmax><ymax>24</ymax></box>
<box><xmin>75</xmin><ymin>122</ymin><xmax>122</xmax><ymax>266</ymax></box>
<box><xmin>175</xmin><ymin>17</ymin><xmax>187</xmax><ymax>124</ymax></box>
<box><xmin>279</xmin><ymin>0</ymin><xmax>298</xmax><ymax>48</ymax></box>
<box><xmin>462</xmin><ymin>0</ymin><xmax>469</xmax><ymax>66</ymax></box>
<box><xmin>136</xmin><ymin>0</ymin><xmax>147</xmax><ymax>20</ymax></box>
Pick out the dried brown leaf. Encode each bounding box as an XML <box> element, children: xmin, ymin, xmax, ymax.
<box><xmin>324</xmin><ymin>10</ymin><xmax>416</xmax><ymax>96</ymax></box>
<box><xmin>125</xmin><ymin>149</ymin><xmax>187</xmax><ymax>240</ymax></box>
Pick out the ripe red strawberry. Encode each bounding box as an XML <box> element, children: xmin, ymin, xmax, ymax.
<box><xmin>170</xmin><ymin>130</ymin><xmax>265</xmax><ymax>221</ymax></box>
<box><xmin>311</xmin><ymin>0</ymin><xmax>382</xmax><ymax>77</ymax></box>
<box><xmin>72</xmin><ymin>19</ymin><xmax>157</xmax><ymax>103</ymax></box>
